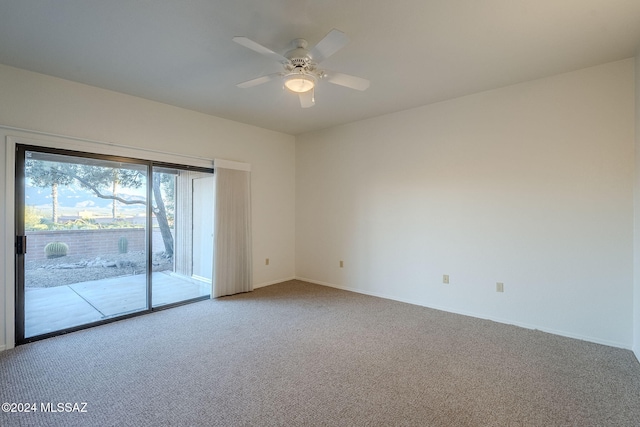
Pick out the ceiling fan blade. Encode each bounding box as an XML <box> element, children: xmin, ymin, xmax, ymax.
<box><xmin>324</xmin><ymin>71</ymin><xmax>370</xmax><ymax>91</ymax></box>
<box><xmin>299</xmin><ymin>88</ymin><xmax>315</xmax><ymax>108</ymax></box>
<box><xmin>233</xmin><ymin>36</ymin><xmax>289</xmax><ymax>64</ymax></box>
<box><xmin>236</xmin><ymin>73</ymin><xmax>279</xmax><ymax>89</ymax></box>
<box><xmin>308</xmin><ymin>29</ymin><xmax>348</xmax><ymax>63</ymax></box>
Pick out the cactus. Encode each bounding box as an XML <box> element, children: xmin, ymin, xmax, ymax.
<box><xmin>44</xmin><ymin>242</ymin><xmax>68</xmax><ymax>259</ymax></box>
<box><xmin>118</xmin><ymin>236</ymin><xmax>129</xmax><ymax>254</ymax></box>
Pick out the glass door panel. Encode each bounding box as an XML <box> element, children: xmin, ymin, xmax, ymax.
<box><xmin>151</xmin><ymin>167</ymin><xmax>212</xmax><ymax>307</ymax></box>
<box><xmin>21</xmin><ymin>149</ymin><xmax>149</xmax><ymax>339</ymax></box>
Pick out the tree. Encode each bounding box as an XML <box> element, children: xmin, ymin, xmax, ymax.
<box><xmin>24</xmin><ymin>206</ymin><xmax>46</xmax><ymax>230</ymax></box>
<box><xmin>152</xmin><ymin>173</ymin><xmax>174</xmax><ymax>257</ymax></box>
<box><xmin>112</xmin><ymin>169</ymin><xmax>119</xmax><ymax>219</ymax></box>
<box><xmin>67</xmin><ymin>165</ymin><xmax>146</xmax><ymax>206</ymax></box>
<box><xmin>26</xmin><ymin>159</ymin><xmax>76</xmax><ymax>223</ymax></box>
<box><xmin>26</xmin><ymin>159</ymin><xmax>175</xmax><ymax>257</ymax></box>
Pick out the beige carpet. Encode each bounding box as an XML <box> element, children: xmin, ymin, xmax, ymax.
<box><xmin>1</xmin><ymin>280</ymin><xmax>639</xmax><ymax>426</ymax></box>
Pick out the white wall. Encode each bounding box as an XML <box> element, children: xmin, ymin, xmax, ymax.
<box><xmin>0</xmin><ymin>64</ymin><xmax>296</xmax><ymax>350</ymax></box>
<box><xmin>296</xmin><ymin>59</ymin><xmax>635</xmax><ymax>348</ymax></box>
<box><xmin>2</xmin><ymin>58</ymin><xmax>636</xmax><ymax>352</ymax></box>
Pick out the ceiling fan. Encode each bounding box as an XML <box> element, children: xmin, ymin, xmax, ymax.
<box><xmin>233</xmin><ymin>29</ymin><xmax>370</xmax><ymax>108</ymax></box>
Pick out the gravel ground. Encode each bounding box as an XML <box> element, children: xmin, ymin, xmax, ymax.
<box><xmin>25</xmin><ymin>251</ymin><xmax>173</xmax><ymax>288</ymax></box>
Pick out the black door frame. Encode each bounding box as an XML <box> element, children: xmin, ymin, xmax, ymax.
<box><xmin>15</xmin><ymin>143</ymin><xmax>213</xmax><ymax>344</ymax></box>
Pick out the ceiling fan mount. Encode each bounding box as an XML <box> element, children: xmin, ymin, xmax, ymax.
<box><xmin>233</xmin><ymin>29</ymin><xmax>370</xmax><ymax>108</ymax></box>
<box><xmin>286</xmin><ymin>38</ymin><xmax>310</xmax><ymax>59</ymax></box>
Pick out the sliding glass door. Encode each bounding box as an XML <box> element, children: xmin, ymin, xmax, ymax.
<box><xmin>15</xmin><ymin>145</ymin><xmax>213</xmax><ymax>344</ymax></box>
<box><xmin>150</xmin><ymin>167</ymin><xmax>213</xmax><ymax>308</ymax></box>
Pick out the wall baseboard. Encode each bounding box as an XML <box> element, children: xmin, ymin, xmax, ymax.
<box><xmin>254</xmin><ymin>277</ymin><xmax>296</xmax><ymax>289</ymax></box>
<box><xmin>295</xmin><ymin>277</ymin><xmax>631</xmax><ymax>351</ymax></box>
<box><xmin>0</xmin><ymin>345</ymin><xmax>6</xmax><ymax>353</ymax></box>
<box><xmin>634</xmin><ymin>347</ymin><xmax>640</xmax><ymax>364</ymax></box>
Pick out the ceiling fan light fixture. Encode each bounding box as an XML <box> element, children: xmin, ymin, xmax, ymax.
<box><xmin>284</xmin><ymin>74</ymin><xmax>315</xmax><ymax>93</ymax></box>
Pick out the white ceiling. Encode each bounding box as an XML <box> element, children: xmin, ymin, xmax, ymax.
<box><xmin>1</xmin><ymin>1</ymin><xmax>639</xmax><ymax>135</ymax></box>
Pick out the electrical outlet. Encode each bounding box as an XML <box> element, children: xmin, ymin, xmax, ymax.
<box><xmin>443</xmin><ymin>274</ymin><xmax>449</xmax><ymax>284</ymax></box>
<box><xmin>340</xmin><ymin>260</ymin><xmax>344</xmax><ymax>268</ymax></box>
<box><xmin>265</xmin><ymin>258</ymin><xmax>269</xmax><ymax>266</ymax></box>
<box><xmin>496</xmin><ymin>282</ymin><xmax>504</xmax><ymax>292</ymax></box>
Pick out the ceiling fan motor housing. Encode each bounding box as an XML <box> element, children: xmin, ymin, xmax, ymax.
<box><xmin>290</xmin><ymin>57</ymin><xmax>308</xmax><ymax>67</ymax></box>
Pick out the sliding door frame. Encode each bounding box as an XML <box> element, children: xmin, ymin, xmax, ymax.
<box><xmin>14</xmin><ymin>143</ymin><xmax>213</xmax><ymax>345</ymax></box>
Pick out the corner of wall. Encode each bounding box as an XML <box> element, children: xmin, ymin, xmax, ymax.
<box><xmin>634</xmin><ymin>53</ymin><xmax>640</xmax><ymax>362</ymax></box>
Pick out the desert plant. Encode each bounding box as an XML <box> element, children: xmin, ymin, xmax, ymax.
<box><xmin>24</xmin><ymin>206</ymin><xmax>44</xmax><ymax>230</ymax></box>
<box><xmin>118</xmin><ymin>236</ymin><xmax>129</xmax><ymax>254</ymax></box>
<box><xmin>44</xmin><ymin>241</ymin><xmax>68</xmax><ymax>259</ymax></box>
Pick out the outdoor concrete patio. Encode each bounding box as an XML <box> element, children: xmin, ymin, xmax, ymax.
<box><xmin>25</xmin><ymin>272</ymin><xmax>211</xmax><ymax>338</ymax></box>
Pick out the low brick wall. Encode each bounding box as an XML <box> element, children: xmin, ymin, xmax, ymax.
<box><xmin>26</xmin><ymin>228</ymin><xmax>146</xmax><ymax>261</ymax></box>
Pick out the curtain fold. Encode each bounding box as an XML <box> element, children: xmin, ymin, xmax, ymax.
<box><xmin>212</xmin><ymin>161</ymin><xmax>252</xmax><ymax>298</ymax></box>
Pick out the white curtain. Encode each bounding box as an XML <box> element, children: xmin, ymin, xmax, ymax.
<box><xmin>212</xmin><ymin>159</ymin><xmax>253</xmax><ymax>298</ymax></box>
